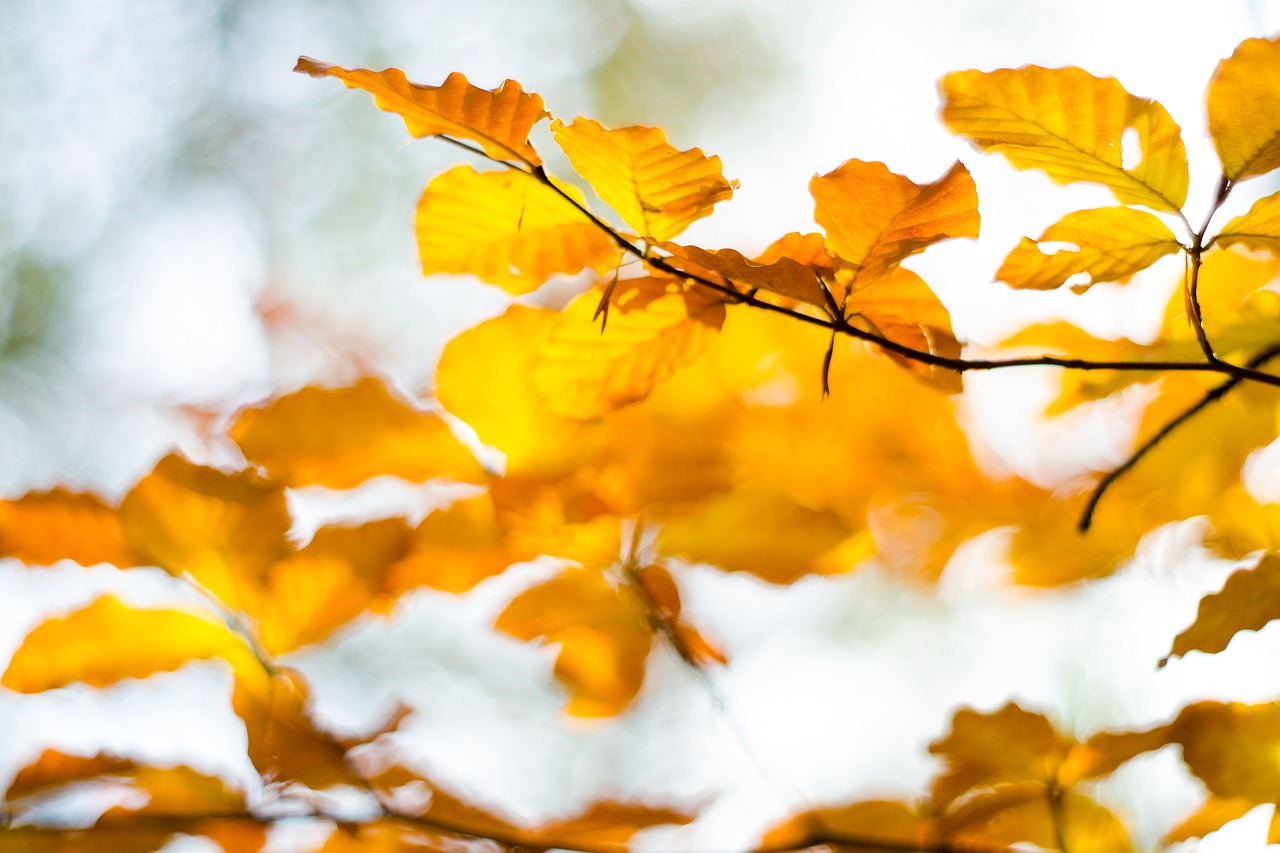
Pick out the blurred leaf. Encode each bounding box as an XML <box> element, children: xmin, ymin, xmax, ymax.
<box><xmin>928</xmin><ymin>703</ymin><xmax>1070</xmax><ymax>809</ymax></box>
<box><xmin>1163</xmin><ymin>551</ymin><xmax>1280</xmax><ymax>666</ymax></box>
<box><xmin>942</xmin><ymin>65</ymin><xmax>1188</xmax><ymax>211</ymax></box>
<box><xmin>1163</xmin><ymin>796</ymin><xmax>1257</xmax><ymax>844</ymax></box>
<box><xmin>1173</xmin><ymin>701</ymin><xmax>1280</xmax><ymax>802</ymax></box>
<box><xmin>1207</xmin><ymin>36</ymin><xmax>1280</xmax><ymax>181</ymax></box>
<box><xmin>0</xmin><ymin>488</ymin><xmax>140</xmax><ymax>568</ymax></box>
<box><xmin>389</xmin><ymin>494</ymin><xmax>533</xmax><ymax>594</ymax></box>
<box><xmin>1216</xmin><ymin>190</ymin><xmax>1280</xmax><ymax>255</ymax></box>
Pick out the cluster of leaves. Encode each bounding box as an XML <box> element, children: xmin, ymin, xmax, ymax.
<box><xmin>7</xmin><ymin>33</ymin><xmax>1280</xmax><ymax>853</ymax></box>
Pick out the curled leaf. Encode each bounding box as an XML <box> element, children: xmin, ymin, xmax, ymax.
<box><xmin>1207</xmin><ymin>36</ymin><xmax>1280</xmax><ymax>182</ymax></box>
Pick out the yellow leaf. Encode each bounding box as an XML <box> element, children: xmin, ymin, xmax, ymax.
<box><xmin>388</xmin><ymin>494</ymin><xmax>532</xmax><ymax>594</ymax></box>
<box><xmin>294</xmin><ymin>59</ymin><xmax>546</xmax><ymax>166</ymax></box>
<box><xmin>761</xmin><ymin>800</ymin><xmax>933</xmax><ymax>852</ymax></box>
<box><xmin>656</xmin><ymin>488</ymin><xmax>850</xmax><ymax>584</ymax></box>
<box><xmin>0</xmin><ymin>488</ymin><xmax>140</xmax><ymax>568</ymax></box>
<box><xmin>942</xmin><ymin>66</ymin><xmax>1188</xmax><ymax>212</ymax></box>
<box><xmin>416</xmin><ymin>165</ymin><xmax>622</xmax><ymax>294</ymax></box>
<box><xmin>230</xmin><ymin>378</ymin><xmax>484</xmax><ymax>489</ymax></box>
<box><xmin>659</xmin><ymin>242</ymin><xmax>829</xmax><ymax>307</ymax></box>
<box><xmin>0</xmin><ymin>827</ymin><xmax>178</xmax><ymax>853</ymax></box>
<box><xmin>845</xmin><ymin>265</ymin><xmax>962</xmax><ymax>391</ymax></box>
<box><xmin>943</xmin><ymin>785</ymin><xmax>1133</xmax><ymax>853</ymax></box>
<box><xmin>997</xmin><ymin>207</ymin><xmax>1182</xmax><ymax>291</ymax></box>
<box><xmin>551</xmin><ymin>118</ymin><xmax>734</xmax><ymax>242</ymax></box>
<box><xmin>495</xmin><ymin>567</ymin><xmax>652</xmax><ymax>716</ymax></box>
<box><xmin>1058</xmin><ymin>724</ymin><xmax>1175</xmax><ymax>785</ymax></box>
<box><xmin>1163</xmin><ymin>552</ymin><xmax>1280</xmax><ymax>666</ymax></box>
<box><xmin>119</xmin><ymin>454</ymin><xmax>293</xmax><ymax>610</ymax></box>
<box><xmin>928</xmin><ymin>703</ymin><xmax>1071</xmax><ymax>809</ymax></box>
<box><xmin>1207</xmin><ymin>36</ymin><xmax>1280</xmax><ymax>182</ymax></box>
<box><xmin>437</xmin><ymin>306</ymin><xmax>596</xmax><ymax>477</ymax></box>
<box><xmin>2</xmin><ymin>596</ymin><xmax>251</xmax><ymax>692</ymax></box>
<box><xmin>1216</xmin><ymin>190</ymin><xmax>1280</xmax><ymax>256</ymax></box>
<box><xmin>1163</xmin><ymin>797</ymin><xmax>1258</xmax><ymax>844</ymax></box>
<box><xmin>1173</xmin><ymin>701</ymin><xmax>1280</xmax><ymax>802</ymax></box>
<box><xmin>810</xmin><ymin>159</ymin><xmax>979</xmax><ymax>283</ymax></box>
<box><xmin>633</xmin><ymin>562</ymin><xmax>726</xmax><ymax>667</ymax></box>
<box><xmin>535</xmin><ymin>277</ymin><xmax>727</xmax><ymax>419</ymax></box>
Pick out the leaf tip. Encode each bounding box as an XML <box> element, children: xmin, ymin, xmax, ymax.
<box><xmin>294</xmin><ymin>56</ymin><xmax>332</xmax><ymax>77</ymax></box>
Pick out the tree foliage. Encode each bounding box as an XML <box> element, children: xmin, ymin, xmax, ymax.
<box><xmin>7</xmin><ymin>34</ymin><xmax>1280</xmax><ymax>853</ymax></box>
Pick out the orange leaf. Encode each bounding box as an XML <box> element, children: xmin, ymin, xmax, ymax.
<box><xmin>660</xmin><ymin>242</ymin><xmax>829</xmax><ymax>307</ymax></box>
<box><xmin>416</xmin><ymin>165</ymin><xmax>622</xmax><ymax>294</ymax></box>
<box><xmin>941</xmin><ymin>65</ymin><xmax>1188</xmax><ymax>211</ymax></box>
<box><xmin>1173</xmin><ymin>701</ymin><xmax>1280</xmax><ymax>803</ymax></box>
<box><xmin>2</xmin><ymin>596</ymin><xmax>252</xmax><ymax>693</ymax></box>
<box><xmin>1162</xmin><ymin>552</ymin><xmax>1280</xmax><ymax>666</ymax></box>
<box><xmin>761</xmin><ymin>800</ymin><xmax>933</xmax><ymax>852</ymax></box>
<box><xmin>1058</xmin><ymin>724</ymin><xmax>1175</xmax><ymax>785</ymax></box>
<box><xmin>1207</xmin><ymin>36</ymin><xmax>1280</xmax><ymax>182</ymax></box>
<box><xmin>1163</xmin><ymin>796</ymin><xmax>1258</xmax><ymax>844</ymax></box>
<box><xmin>810</xmin><ymin>159</ymin><xmax>978</xmax><ymax>283</ymax></box>
<box><xmin>389</xmin><ymin>494</ymin><xmax>532</xmax><ymax>594</ymax></box>
<box><xmin>633</xmin><ymin>563</ymin><xmax>726</xmax><ymax>667</ymax></box>
<box><xmin>495</xmin><ymin>566</ymin><xmax>652</xmax><ymax>716</ymax></box>
<box><xmin>0</xmin><ymin>488</ymin><xmax>140</xmax><ymax>568</ymax></box>
<box><xmin>551</xmin><ymin>118</ymin><xmax>734</xmax><ymax>242</ymax></box>
<box><xmin>295</xmin><ymin>59</ymin><xmax>546</xmax><ymax>166</ymax></box>
<box><xmin>230</xmin><ymin>378</ymin><xmax>484</xmax><ymax>489</ymax></box>
<box><xmin>535</xmin><ymin>277</ymin><xmax>727</xmax><ymax>419</ymax></box>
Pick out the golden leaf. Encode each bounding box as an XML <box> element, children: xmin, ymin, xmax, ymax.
<box><xmin>388</xmin><ymin>494</ymin><xmax>532</xmax><ymax>594</ymax></box>
<box><xmin>1058</xmin><ymin>725</ymin><xmax>1175</xmax><ymax>785</ymax></box>
<box><xmin>230</xmin><ymin>378</ymin><xmax>484</xmax><ymax>489</ymax></box>
<box><xmin>0</xmin><ymin>488</ymin><xmax>140</xmax><ymax>568</ymax></box>
<box><xmin>810</xmin><ymin>159</ymin><xmax>979</xmax><ymax>283</ymax></box>
<box><xmin>944</xmin><ymin>785</ymin><xmax>1133</xmax><ymax>853</ymax></box>
<box><xmin>1162</xmin><ymin>552</ymin><xmax>1280</xmax><ymax>666</ymax></box>
<box><xmin>416</xmin><ymin>165</ymin><xmax>621</xmax><ymax>294</ymax></box>
<box><xmin>1207</xmin><ymin>36</ymin><xmax>1280</xmax><ymax>182</ymax></box>
<box><xmin>1216</xmin><ymin>190</ymin><xmax>1280</xmax><ymax>256</ymax></box>
<box><xmin>942</xmin><ymin>66</ymin><xmax>1188</xmax><ymax>211</ymax></box>
<box><xmin>633</xmin><ymin>562</ymin><xmax>726</xmax><ymax>667</ymax></box>
<box><xmin>845</xmin><ymin>265</ymin><xmax>962</xmax><ymax>391</ymax></box>
<box><xmin>551</xmin><ymin>118</ymin><xmax>734</xmax><ymax>242</ymax></box>
<box><xmin>761</xmin><ymin>800</ymin><xmax>933</xmax><ymax>852</ymax></box>
<box><xmin>997</xmin><ymin>207</ymin><xmax>1182</xmax><ymax>291</ymax></box>
<box><xmin>535</xmin><ymin>277</ymin><xmax>727</xmax><ymax>419</ymax></box>
<box><xmin>2</xmin><ymin>596</ymin><xmax>252</xmax><ymax>692</ymax></box>
<box><xmin>495</xmin><ymin>566</ymin><xmax>652</xmax><ymax>716</ymax></box>
<box><xmin>659</xmin><ymin>242</ymin><xmax>829</xmax><ymax>307</ymax></box>
<box><xmin>295</xmin><ymin>59</ymin><xmax>546</xmax><ymax>166</ymax></box>
<box><xmin>1173</xmin><ymin>701</ymin><xmax>1280</xmax><ymax>802</ymax></box>
<box><xmin>1163</xmin><ymin>796</ymin><xmax>1258</xmax><ymax>844</ymax></box>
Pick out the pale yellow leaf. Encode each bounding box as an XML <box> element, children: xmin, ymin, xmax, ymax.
<box><xmin>942</xmin><ymin>65</ymin><xmax>1189</xmax><ymax>212</ymax></box>
<box><xmin>1216</xmin><ymin>189</ymin><xmax>1280</xmax><ymax>256</ymax></box>
<box><xmin>1207</xmin><ymin>36</ymin><xmax>1280</xmax><ymax>181</ymax></box>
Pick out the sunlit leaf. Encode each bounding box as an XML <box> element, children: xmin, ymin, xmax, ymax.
<box><xmin>845</xmin><ymin>266</ymin><xmax>962</xmax><ymax>391</ymax></box>
<box><xmin>295</xmin><ymin>59</ymin><xmax>546</xmax><ymax>166</ymax></box>
<box><xmin>1058</xmin><ymin>724</ymin><xmax>1175</xmax><ymax>785</ymax></box>
<box><xmin>1173</xmin><ymin>701</ymin><xmax>1280</xmax><ymax>802</ymax></box>
<box><xmin>928</xmin><ymin>703</ymin><xmax>1070</xmax><ymax>808</ymax></box>
<box><xmin>535</xmin><ymin>277</ymin><xmax>727</xmax><ymax>419</ymax></box>
<box><xmin>1163</xmin><ymin>796</ymin><xmax>1258</xmax><ymax>844</ymax></box>
<box><xmin>633</xmin><ymin>562</ymin><xmax>726</xmax><ymax>666</ymax></box>
<box><xmin>416</xmin><ymin>165</ymin><xmax>622</xmax><ymax>294</ymax></box>
<box><xmin>1162</xmin><ymin>552</ymin><xmax>1280</xmax><ymax>666</ymax></box>
<box><xmin>660</xmin><ymin>242</ymin><xmax>829</xmax><ymax>307</ymax></box>
<box><xmin>761</xmin><ymin>800</ymin><xmax>933</xmax><ymax>852</ymax></box>
<box><xmin>551</xmin><ymin>118</ymin><xmax>734</xmax><ymax>242</ymax></box>
<box><xmin>944</xmin><ymin>784</ymin><xmax>1133</xmax><ymax>853</ymax></box>
<box><xmin>0</xmin><ymin>827</ymin><xmax>178</xmax><ymax>853</ymax></box>
<box><xmin>0</xmin><ymin>488</ymin><xmax>140</xmax><ymax>569</ymax></box>
<box><xmin>1216</xmin><ymin>190</ymin><xmax>1280</xmax><ymax>256</ymax></box>
<box><xmin>1207</xmin><ymin>36</ymin><xmax>1280</xmax><ymax>182</ymax></box>
<box><xmin>495</xmin><ymin>566</ymin><xmax>651</xmax><ymax>716</ymax></box>
<box><xmin>2</xmin><ymin>596</ymin><xmax>251</xmax><ymax>692</ymax></box>
<box><xmin>388</xmin><ymin>494</ymin><xmax>533</xmax><ymax>594</ymax></box>
<box><xmin>231</xmin><ymin>378</ymin><xmax>484</xmax><ymax>489</ymax></box>
<box><xmin>942</xmin><ymin>66</ymin><xmax>1189</xmax><ymax>211</ymax></box>
<box><xmin>997</xmin><ymin>207</ymin><xmax>1181</xmax><ymax>291</ymax></box>
<box><xmin>811</xmin><ymin>159</ymin><xmax>979</xmax><ymax>283</ymax></box>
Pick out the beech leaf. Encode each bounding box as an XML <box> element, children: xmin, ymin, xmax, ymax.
<box><xmin>551</xmin><ymin>118</ymin><xmax>734</xmax><ymax>242</ymax></box>
<box><xmin>659</xmin><ymin>242</ymin><xmax>829</xmax><ymax>307</ymax></box>
<box><xmin>997</xmin><ymin>207</ymin><xmax>1182</xmax><ymax>291</ymax></box>
<box><xmin>416</xmin><ymin>165</ymin><xmax>622</xmax><ymax>294</ymax></box>
<box><xmin>942</xmin><ymin>65</ymin><xmax>1189</xmax><ymax>212</ymax></box>
<box><xmin>1163</xmin><ymin>797</ymin><xmax>1258</xmax><ymax>844</ymax></box>
<box><xmin>1216</xmin><ymin>189</ymin><xmax>1280</xmax><ymax>256</ymax></box>
<box><xmin>1207</xmin><ymin>36</ymin><xmax>1280</xmax><ymax>182</ymax></box>
<box><xmin>1162</xmin><ymin>552</ymin><xmax>1280</xmax><ymax>666</ymax></box>
<box><xmin>295</xmin><ymin>59</ymin><xmax>547</xmax><ymax>166</ymax></box>
<box><xmin>1173</xmin><ymin>701</ymin><xmax>1280</xmax><ymax>803</ymax></box>
<box><xmin>0</xmin><ymin>488</ymin><xmax>140</xmax><ymax>569</ymax></box>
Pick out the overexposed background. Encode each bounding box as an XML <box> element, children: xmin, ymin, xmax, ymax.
<box><xmin>4</xmin><ymin>1</ymin><xmax>1280</xmax><ymax>850</ymax></box>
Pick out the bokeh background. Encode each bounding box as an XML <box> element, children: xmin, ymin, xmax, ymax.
<box><xmin>4</xmin><ymin>1</ymin><xmax>1280</xmax><ymax>850</ymax></box>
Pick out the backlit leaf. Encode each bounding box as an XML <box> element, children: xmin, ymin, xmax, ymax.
<box><xmin>942</xmin><ymin>66</ymin><xmax>1189</xmax><ymax>211</ymax></box>
<box><xmin>811</xmin><ymin>159</ymin><xmax>979</xmax><ymax>283</ymax></box>
<box><xmin>388</xmin><ymin>494</ymin><xmax>533</xmax><ymax>594</ymax></box>
<box><xmin>1207</xmin><ymin>36</ymin><xmax>1280</xmax><ymax>182</ymax></box>
<box><xmin>660</xmin><ymin>242</ymin><xmax>829</xmax><ymax>307</ymax></box>
<box><xmin>633</xmin><ymin>562</ymin><xmax>726</xmax><ymax>667</ymax></box>
<box><xmin>1162</xmin><ymin>552</ymin><xmax>1280</xmax><ymax>666</ymax></box>
<box><xmin>1058</xmin><ymin>724</ymin><xmax>1175</xmax><ymax>785</ymax></box>
<box><xmin>1163</xmin><ymin>796</ymin><xmax>1257</xmax><ymax>844</ymax></box>
<box><xmin>997</xmin><ymin>207</ymin><xmax>1181</xmax><ymax>291</ymax></box>
<box><xmin>2</xmin><ymin>596</ymin><xmax>251</xmax><ymax>692</ymax></box>
<box><xmin>1173</xmin><ymin>701</ymin><xmax>1280</xmax><ymax>803</ymax></box>
<box><xmin>535</xmin><ymin>277</ymin><xmax>727</xmax><ymax>419</ymax></box>
<box><xmin>551</xmin><ymin>118</ymin><xmax>734</xmax><ymax>242</ymax></box>
<box><xmin>0</xmin><ymin>488</ymin><xmax>140</xmax><ymax>568</ymax></box>
<box><xmin>295</xmin><ymin>59</ymin><xmax>546</xmax><ymax>166</ymax></box>
<box><xmin>231</xmin><ymin>378</ymin><xmax>484</xmax><ymax>489</ymax></box>
<box><xmin>416</xmin><ymin>165</ymin><xmax>621</xmax><ymax>294</ymax></box>
<box><xmin>928</xmin><ymin>703</ymin><xmax>1070</xmax><ymax>808</ymax></box>
<box><xmin>845</xmin><ymin>266</ymin><xmax>962</xmax><ymax>391</ymax></box>
<box><xmin>760</xmin><ymin>800</ymin><xmax>933</xmax><ymax>852</ymax></box>
<box><xmin>1216</xmin><ymin>190</ymin><xmax>1280</xmax><ymax>255</ymax></box>
<box><xmin>495</xmin><ymin>566</ymin><xmax>652</xmax><ymax>716</ymax></box>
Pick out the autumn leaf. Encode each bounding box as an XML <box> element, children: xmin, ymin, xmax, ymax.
<box><xmin>551</xmin><ymin>118</ymin><xmax>734</xmax><ymax>242</ymax></box>
<box><xmin>632</xmin><ymin>562</ymin><xmax>726</xmax><ymax>667</ymax></box>
<box><xmin>2</xmin><ymin>596</ymin><xmax>253</xmax><ymax>693</ymax></box>
<box><xmin>1206</xmin><ymin>36</ymin><xmax>1280</xmax><ymax>182</ymax></box>
<box><xmin>1058</xmin><ymin>725</ymin><xmax>1175</xmax><ymax>785</ymax></box>
<box><xmin>942</xmin><ymin>65</ymin><xmax>1189</xmax><ymax>212</ymax></box>
<box><xmin>230</xmin><ymin>377</ymin><xmax>484</xmax><ymax>489</ymax></box>
<box><xmin>495</xmin><ymin>566</ymin><xmax>652</xmax><ymax>716</ymax></box>
<box><xmin>534</xmin><ymin>277</ymin><xmax>727</xmax><ymax>419</ymax></box>
<box><xmin>416</xmin><ymin>165</ymin><xmax>622</xmax><ymax>294</ymax></box>
<box><xmin>997</xmin><ymin>207</ymin><xmax>1182</xmax><ymax>291</ymax></box>
<box><xmin>295</xmin><ymin>59</ymin><xmax>547</xmax><ymax>166</ymax></box>
<box><xmin>810</xmin><ymin>159</ymin><xmax>979</xmax><ymax>284</ymax></box>
<box><xmin>0</xmin><ymin>488</ymin><xmax>140</xmax><ymax>569</ymax></box>
<box><xmin>1161</xmin><ymin>552</ymin><xmax>1280</xmax><ymax>666</ymax></box>
<box><xmin>1215</xmin><ymin>190</ymin><xmax>1280</xmax><ymax>256</ymax></box>
<box><xmin>844</xmin><ymin>265</ymin><xmax>962</xmax><ymax>390</ymax></box>
<box><xmin>942</xmin><ymin>784</ymin><xmax>1133</xmax><ymax>853</ymax></box>
<box><xmin>760</xmin><ymin>800</ymin><xmax>934</xmax><ymax>852</ymax></box>
<box><xmin>388</xmin><ymin>494</ymin><xmax>534</xmax><ymax>594</ymax></box>
<box><xmin>659</xmin><ymin>242</ymin><xmax>829</xmax><ymax>307</ymax></box>
<box><xmin>1163</xmin><ymin>797</ymin><xmax>1258</xmax><ymax>844</ymax></box>
<box><xmin>1173</xmin><ymin>701</ymin><xmax>1280</xmax><ymax>803</ymax></box>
